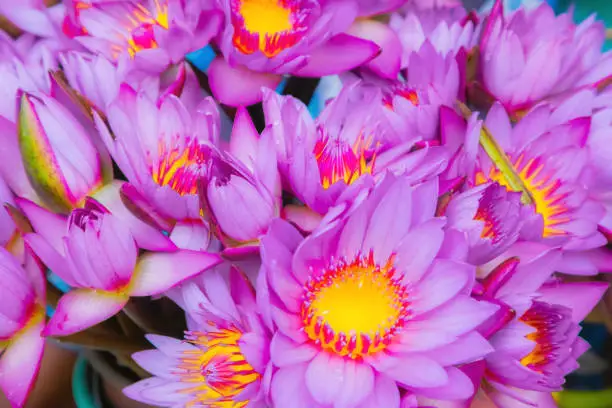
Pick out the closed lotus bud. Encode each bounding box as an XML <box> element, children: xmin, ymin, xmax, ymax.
<box><xmin>18</xmin><ymin>92</ymin><xmax>105</xmax><ymax>212</ymax></box>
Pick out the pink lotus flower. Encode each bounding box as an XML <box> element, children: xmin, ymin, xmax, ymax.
<box><xmin>476</xmin><ymin>244</ymin><xmax>607</xmax><ymax>405</ymax></box>
<box><xmin>59</xmin><ymin>50</ymin><xmax>204</xmax><ymax>114</ymax></box>
<box><xmin>260</xmin><ymin>174</ymin><xmax>498</xmax><ymax>407</ymax></box>
<box><xmin>382</xmin><ymin>42</ymin><xmax>462</xmax><ymax>142</ymax></box>
<box><xmin>18</xmin><ymin>197</ymin><xmax>221</xmax><ymax>336</ymax></box>
<box><xmin>0</xmin><ymin>247</ymin><xmax>46</xmax><ymax>408</ymax></box>
<box><xmin>17</xmin><ymin>91</ymin><xmax>110</xmax><ymax>212</ymax></box>
<box><xmin>200</xmin><ymin>108</ymin><xmax>281</xmax><ymax>247</ymax></box>
<box><xmin>390</xmin><ymin>3</ymin><xmax>476</xmax><ymax>67</ymax></box>
<box><xmin>124</xmin><ymin>267</ymin><xmax>271</xmax><ymax>407</ymax></box>
<box><xmin>208</xmin><ymin>0</ymin><xmax>406</xmax><ymax>105</ymax></box>
<box><xmin>473</xmin><ymin>102</ymin><xmax>605</xmax><ymax>254</ymax></box>
<box><xmin>263</xmin><ymin>83</ymin><xmax>449</xmax><ymax>216</ymax></box>
<box><xmin>445</xmin><ymin>183</ymin><xmax>523</xmax><ymax>266</ymax></box>
<box><xmin>68</xmin><ymin>0</ymin><xmax>223</xmax><ymax>73</ymax></box>
<box><xmin>479</xmin><ymin>0</ymin><xmax>612</xmax><ymax>114</ymax></box>
<box><xmin>97</xmin><ymin>84</ymin><xmax>219</xmax><ymax>227</ymax></box>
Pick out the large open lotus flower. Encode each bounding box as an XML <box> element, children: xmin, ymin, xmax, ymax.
<box><xmin>200</xmin><ymin>108</ymin><xmax>281</xmax><ymax>247</ymax></box>
<box><xmin>0</xmin><ymin>247</ymin><xmax>46</xmax><ymax>408</ymax></box>
<box><xmin>124</xmin><ymin>267</ymin><xmax>271</xmax><ymax>407</ymax></box>
<box><xmin>18</xmin><ymin>197</ymin><xmax>221</xmax><ymax>336</ymax></box>
<box><xmin>263</xmin><ymin>84</ymin><xmax>449</xmax><ymax>217</ymax></box>
<box><xmin>17</xmin><ymin>91</ymin><xmax>108</xmax><ymax>212</ymax></box>
<box><xmin>473</xmin><ymin>102</ymin><xmax>606</xmax><ymax>257</ymax></box>
<box><xmin>479</xmin><ymin>0</ymin><xmax>612</xmax><ymax>114</ymax></box>
<box><xmin>382</xmin><ymin>41</ymin><xmax>461</xmax><ymax>143</ymax></box>
<box><xmin>476</xmin><ymin>244</ymin><xmax>607</xmax><ymax>406</ymax></box>
<box><xmin>445</xmin><ymin>183</ymin><xmax>523</xmax><ymax>266</ymax></box>
<box><xmin>390</xmin><ymin>3</ymin><xmax>476</xmax><ymax>67</ymax></box>
<box><xmin>208</xmin><ymin>0</ymin><xmax>400</xmax><ymax>106</ymax></box>
<box><xmin>97</xmin><ymin>84</ymin><xmax>219</xmax><ymax>228</ymax></box>
<box><xmin>68</xmin><ymin>0</ymin><xmax>223</xmax><ymax>73</ymax></box>
<box><xmin>259</xmin><ymin>174</ymin><xmax>498</xmax><ymax>407</ymax></box>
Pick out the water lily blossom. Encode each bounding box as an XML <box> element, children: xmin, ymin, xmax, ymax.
<box><xmin>17</xmin><ymin>92</ymin><xmax>108</xmax><ymax>212</ymax></box>
<box><xmin>97</xmin><ymin>84</ymin><xmax>219</xmax><ymax>230</ymax></box>
<box><xmin>68</xmin><ymin>0</ymin><xmax>223</xmax><ymax>73</ymax></box>
<box><xmin>124</xmin><ymin>267</ymin><xmax>271</xmax><ymax>407</ymax></box>
<box><xmin>477</xmin><ymin>245</ymin><xmax>607</xmax><ymax>405</ymax></box>
<box><xmin>201</xmin><ymin>108</ymin><xmax>281</xmax><ymax>248</ymax></box>
<box><xmin>261</xmin><ymin>174</ymin><xmax>498</xmax><ymax>407</ymax></box>
<box><xmin>18</xmin><ymin>197</ymin><xmax>222</xmax><ymax>336</ymax></box>
<box><xmin>0</xmin><ymin>247</ymin><xmax>46</xmax><ymax>408</ymax></box>
<box><xmin>479</xmin><ymin>0</ymin><xmax>612</xmax><ymax>114</ymax></box>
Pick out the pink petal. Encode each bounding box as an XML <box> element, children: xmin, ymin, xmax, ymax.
<box><xmin>122</xmin><ymin>376</ymin><xmax>191</xmax><ymax>406</ymax></box>
<box><xmin>271</xmin><ymin>333</ymin><xmax>317</xmax><ymax>368</ymax></box>
<box><xmin>43</xmin><ymin>289</ymin><xmax>128</xmax><ymax>336</ymax></box>
<box><xmin>0</xmin><ymin>316</ymin><xmax>44</xmax><ymax>408</ymax></box>
<box><xmin>395</xmin><ymin>219</ymin><xmax>446</xmax><ymax>283</ymax></box>
<box><xmin>145</xmin><ymin>334</ymin><xmax>197</xmax><ymax>358</ymax></box>
<box><xmin>348</xmin><ymin>20</ymin><xmax>402</xmax><ymax>79</ymax></box>
<box><xmin>305</xmin><ymin>352</ymin><xmax>347</xmax><ymax>405</ymax></box>
<box><xmin>381</xmin><ymin>354</ymin><xmax>448</xmax><ymax>388</ymax></box>
<box><xmin>16</xmin><ymin>197</ymin><xmax>66</xmax><ymax>253</ymax></box>
<box><xmin>92</xmin><ymin>182</ymin><xmax>176</xmax><ymax>252</ymax></box>
<box><xmin>131</xmin><ymin>349</ymin><xmax>177</xmax><ymax>379</ymax></box>
<box><xmin>358</xmin><ymin>374</ymin><xmax>400</xmax><ymax>408</ymax></box>
<box><xmin>271</xmin><ymin>364</ymin><xmax>319</xmax><ymax>408</ymax></box>
<box><xmin>208</xmin><ymin>57</ymin><xmax>283</xmax><ymax>107</ymax></box>
<box><xmin>411</xmin><ymin>259</ymin><xmax>473</xmax><ymax>314</ymax></box>
<box><xmin>413</xmin><ymin>367</ymin><xmax>474</xmax><ymax>400</ymax></box>
<box><xmin>229</xmin><ymin>107</ymin><xmax>260</xmax><ymax>169</ymax></box>
<box><xmin>295</xmin><ymin>34</ymin><xmax>380</xmax><ymax>77</ymax></box>
<box><xmin>538</xmin><ymin>281</ymin><xmax>607</xmax><ymax>322</ymax></box>
<box><xmin>168</xmin><ymin>221</ymin><xmax>210</xmax><ymax>251</ymax></box>
<box><xmin>130</xmin><ymin>250</ymin><xmax>222</xmax><ymax>297</ymax></box>
<box><xmin>334</xmin><ymin>358</ymin><xmax>375</xmax><ymax>407</ymax></box>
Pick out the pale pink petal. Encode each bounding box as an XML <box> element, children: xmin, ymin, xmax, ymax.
<box><xmin>130</xmin><ymin>250</ymin><xmax>222</xmax><ymax>297</ymax></box>
<box><xmin>43</xmin><ymin>289</ymin><xmax>128</xmax><ymax>336</ymax></box>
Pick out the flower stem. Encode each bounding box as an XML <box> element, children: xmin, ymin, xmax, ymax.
<box><xmin>455</xmin><ymin>101</ymin><xmax>534</xmax><ymax>205</ymax></box>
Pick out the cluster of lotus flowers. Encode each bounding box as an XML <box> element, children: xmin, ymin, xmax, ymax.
<box><xmin>2</xmin><ymin>0</ymin><xmax>612</xmax><ymax>407</ymax></box>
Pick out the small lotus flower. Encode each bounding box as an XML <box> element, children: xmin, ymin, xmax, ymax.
<box><xmin>263</xmin><ymin>84</ymin><xmax>449</xmax><ymax>215</ymax></box>
<box><xmin>260</xmin><ymin>174</ymin><xmax>498</xmax><ymax>407</ymax></box>
<box><xmin>17</xmin><ymin>92</ymin><xmax>107</xmax><ymax>212</ymax></box>
<box><xmin>382</xmin><ymin>41</ymin><xmax>462</xmax><ymax>142</ymax></box>
<box><xmin>18</xmin><ymin>197</ymin><xmax>222</xmax><ymax>336</ymax></box>
<box><xmin>68</xmin><ymin>0</ymin><xmax>223</xmax><ymax>73</ymax></box>
<box><xmin>479</xmin><ymin>0</ymin><xmax>612</xmax><ymax>114</ymax></box>
<box><xmin>445</xmin><ymin>183</ymin><xmax>523</xmax><ymax>265</ymax></box>
<box><xmin>208</xmin><ymin>0</ymin><xmax>396</xmax><ymax>105</ymax></box>
<box><xmin>477</xmin><ymin>244</ymin><xmax>607</xmax><ymax>405</ymax></box>
<box><xmin>390</xmin><ymin>2</ymin><xmax>476</xmax><ymax>66</ymax></box>
<box><xmin>201</xmin><ymin>108</ymin><xmax>281</xmax><ymax>247</ymax></box>
<box><xmin>97</xmin><ymin>84</ymin><xmax>218</xmax><ymax>227</ymax></box>
<box><xmin>0</xmin><ymin>247</ymin><xmax>46</xmax><ymax>408</ymax></box>
<box><xmin>473</xmin><ymin>102</ymin><xmax>606</xmax><ymax>257</ymax></box>
<box><xmin>124</xmin><ymin>267</ymin><xmax>271</xmax><ymax>407</ymax></box>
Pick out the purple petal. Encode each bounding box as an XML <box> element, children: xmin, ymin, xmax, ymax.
<box><xmin>358</xmin><ymin>374</ymin><xmax>400</xmax><ymax>408</ymax></box>
<box><xmin>334</xmin><ymin>358</ymin><xmax>375</xmax><ymax>407</ymax></box>
<box><xmin>413</xmin><ymin>367</ymin><xmax>474</xmax><ymax>400</ymax></box>
<box><xmin>270</xmin><ymin>333</ymin><xmax>317</xmax><ymax>368</ymax></box>
<box><xmin>208</xmin><ymin>57</ymin><xmax>283</xmax><ymax>107</ymax></box>
<box><xmin>0</xmin><ymin>316</ymin><xmax>44</xmax><ymax>408</ymax></box>
<box><xmin>271</xmin><ymin>364</ymin><xmax>319</xmax><ymax>408</ymax></box>
<box><xmin>132</xmin><ymin>349</ymin><xmax>177</xmax><ymax>379</ymax></box>
<box><xmin>43</xmin><ymin>289</ymin><xmax>128</xmax><ymax>336</ymax></box>
<box><xmin>395</xmin><ymin>219</ymin><xmax>446</xmax><ymax>283</ymax></box>
<box><xmin>238</xmin><ymin>332</ymin><xmax>269</xmax><ymax>373</ymax></box>
<box><xmin>411</xmin><ymin>259</ymin><xmax>473</xmax><ymax>314</ymax></box>
<box><xmin>424</xmin><ymin>332</ymin><xmax>494</xmax><ymax>366</ymax></box>
<box><xmin>538</xmin><ymin>281</ymin><xmax>607</xmax><ymax>322</ymax></box>
<box><xmin>229</xmin><ymin>107</ymin><xmax>260</xmax><ymax>169</ymax></box>
<box><xmin>348</xmin><ymin>20</ymin><xmax>402</xmax><ymax>79</ymax></box>
<box><xmin>145</xmin><ymin>334</ymin><xmax>197</xmax><ymax>358</ymax></box>
<box><xmin>122</xmin><ymin>377</ymin><xmax>191</xmax><ymax>406</ymax></box>
<box><xmin>168</xmin><ymin>221</ymin><xmax>210</xmax><ymax>251</ymax></box>
<box><xmin>305</xmin><ymin>352</ymin><xmax>347</xmax><ymax>405</ymax></box>
<box><xmin>294</xmin><ymin>34</ymin><xmax>380</xmax><ymax>77</ymax></box>
<box><xmin>16</xmin><ymin>197</ymin><xmax>66</xmax><ymax>253</ymax></box>
<box><xmin>381</xmin><ymin>354</ymin><xmax>448</xmax><ymax>388</ymax></box>
<box><xmin>130</xmin><ymin>250</ymin><xmax>222</xmax><ymax>297</ymax></box>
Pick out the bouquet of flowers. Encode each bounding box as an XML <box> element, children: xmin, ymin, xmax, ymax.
<box><xmin>1</xmin><ymin>0</ymin><xmax>612</xmax><ymax>407</ymax></box>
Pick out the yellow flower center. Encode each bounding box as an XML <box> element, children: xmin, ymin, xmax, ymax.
<box><xmin>301</xmin><ymin>252</ymin><xmax>410</xmax><ymax>359</ymax></box>
<box><xmin>151</xmin><ymin>139</ymin><xmax>207</xmax><ymax>196</ymax></box>
<box><xmin>179</xmin><ymin>328</ymin><xmax>260</xmax><ymax>408</ymax></box>
<box><xmin>119</xmin><ymin>0</ymin><xmax>169</xmax><ymax>57</ymax></box>
<box><xmin>477</xmin><ymin>154</ymin><xmax>569</xmax><ymax>238</ymax></box>
<box><xmin>314</xmin><ymin>132</ymin><xmax>376</xmax><ymax>190</ymax></box>
<box><xmin>240</xmin><ymin>0</ymin><xmax>292</xmax><ymax>37</ymax></box>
